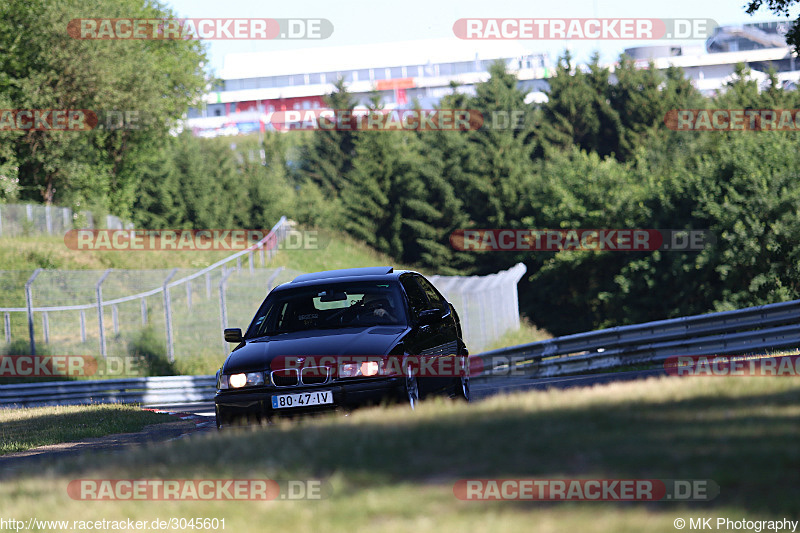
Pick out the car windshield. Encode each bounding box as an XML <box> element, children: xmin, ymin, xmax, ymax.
<box><xmin>245</xmin><ymin>281</ymin><xmax>407</xmax><ymax>337</ymax></box>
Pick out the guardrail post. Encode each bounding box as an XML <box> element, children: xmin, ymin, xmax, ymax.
<box><xmin>80</xmin><ymin>310</ymin><xmax>86</xmax><ymax>343</ymax></box>
<box><xmin>163</xmin><ymin>268</ymin><xmax>178</xmax><ymax>363</ymax></box>
<box><xmin>219</xmin><ymin>267</ymin><xmax>235</xmax><ymax>356</ymax></box>
<box><xmin>25</xmin><ymin>268</ymin><xmax>41</xmax><ymax>356</ymax></box>
<box><xmin>96</xmin><ymin>269</ymin><xmax>112</xmax><ymax>358</ymax></box>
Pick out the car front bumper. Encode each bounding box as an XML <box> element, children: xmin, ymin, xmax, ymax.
<box><xmin>214</xmin><ymin>377</ymin><xmax>404</xmax><ymax>424</ymax></box>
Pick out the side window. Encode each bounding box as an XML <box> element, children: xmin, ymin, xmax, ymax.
<box><xmin>415</xmin><ymin>276</ymin><xmax>447</xmax><ymax>312</ymax></box>
<box><xmin>401</xmin><ymin>277</ymin><xmax>429</xmax><ymax>319</ymax></box>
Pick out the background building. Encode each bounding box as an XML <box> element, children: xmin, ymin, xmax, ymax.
<box><xmin>186</xmin><ymin>21</ymin><xmax>799</xmax><ymax>137</ymax></box>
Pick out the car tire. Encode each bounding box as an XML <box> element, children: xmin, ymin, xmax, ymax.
<box><xmin>449</xmin><ymin>375</ymin><xmax>470</xmax><ymax>402</ymax></box>
<box><xmin>404</xmin><ymin>373</ymin><xmax>419</xmax><ymax>410</ymax></box>
<box><xmin>448</xmin><ymin>354</ymin><xmax>471</xmax><ymax>402</ymax></box>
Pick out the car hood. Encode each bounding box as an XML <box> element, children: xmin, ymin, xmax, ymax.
<box><xmin>222</xmin><ymin>326</ymin><xmax>409</xmax><ymax>374</ymax></box>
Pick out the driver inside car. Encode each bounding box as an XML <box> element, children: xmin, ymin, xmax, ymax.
<box><xmin>360</xmin><ymin>293</ymin><xmax>399</xmax><ymax>322</ymax></box>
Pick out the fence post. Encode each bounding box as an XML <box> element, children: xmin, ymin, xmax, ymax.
<box><xmin>141</xmin><ymin>298</ymin><xmax>147</xmax><ymax>326</ymax></box>
<box><xmin>205</xmin><ymin>272</ymin><xmax>212</xmax><ymax>298</ymax></box>
<box><xmin>163</xmin><ymin>268</ymin><xmax>178</xmax><ymax>363</ymax></box>
<box><xmin>112</xmin><ymin>305</ymin><xmax>119</xmax><ymax>335</ymax></box>
<box><xmin>266</xmin><ymin>267</ymin><xmax>284</xmax><ymax>292</ymax></box>
<box><xmin>0</xmin><ymin>205</ymin><xmax>3</xmax><ymax>237</ymax></box>
<box><xmin>45</xmin><ymin>204</ymin><xmax>52</xmax><ymax>234</ymax></box>
<box><xmin>80</xmin><ymin>310</ymin><xmax>86</xmax><ymax>343</ymax></box>
<box><xmin>219</xmin><ymin>267</ymin><xmax>234</xmax><ymax>356</ymax></box>
<box><xmin>4</xmin><ymin>312</ymin><xmax>10</xmax><ymax>344</ymax></box>
<box><xmin>42</xmin><ymin>312</ymin><xmax>50</xmax><ymax>344</ymax></box>
<box><xmin>96</xmin><ymin>269</ymin><xmax>112</xmax><ymax>358</ymax></box>
<box><xmin>186</xmin><ymin>282</ymin><xmax>192</xmax><ymax>310</ymax></box>
<box><xmin>25</xmin><ymin>268</ymin><xmax>41</xmax><ymax>356</ymax></box>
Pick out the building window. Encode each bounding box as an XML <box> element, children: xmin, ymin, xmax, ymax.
<box><xmin>373</xmin><ymin>68</ymin><xmax>386</xmax><ymax>80</ymax></box>
<box><xmin>308</xmin><ymin>73</ymin><xmax>321</xmax><ymax>84</ymax></box>
<box><xmin>355</xmin><ymin>69</ymin><xmax>370</xmax><ymax>82</ymax></box>
<box><xmin>390</xmin><ymin>66</ymin><xmax>403</xmax><ymax>79</ymax></box>
<box><xmin>453</xmin><ymin>61</ymin><xmax>475</xmax><ymax>74</ymax></box>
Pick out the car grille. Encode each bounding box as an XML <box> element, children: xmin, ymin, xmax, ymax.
<box><xmin>271</xmin><ymin>369</ymin><xmax>299</xmax><ymax>387</ymax></box>
<box><xmin>270</xmin><ymin>367</ymin><xmax>332</xmax><ymax>387</ymax></box>
<box><xmin>301</xmin><ymin>366</ymin><xmax>331</xmax><ymax>385</ymax></box>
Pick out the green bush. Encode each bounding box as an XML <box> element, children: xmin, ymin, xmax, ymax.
<box><xmin>126</xmin><ymin>327</ymin><xmax>176</xmax><ymax>376</ymax></box>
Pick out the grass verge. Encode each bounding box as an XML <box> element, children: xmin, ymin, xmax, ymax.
<box><xmin>0</xmin><ymin>404</ymin><xmax>173</xmax><ymax>455</ymax></box>
<box><xmin>1</xmin><ymin>375</ymin><xmax>798</xmax><ymax>531</ymax></box>
<box><xmin>484</xmin><ymin>317</ymin><xmax>552</xmax><ymax>351</ymax></box>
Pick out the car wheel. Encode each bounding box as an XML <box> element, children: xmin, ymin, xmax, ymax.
<box><xmin>405</xmin><ymin>372</ymin><xmax>419</xmax><ymax>409</ymax></box>
<box><xmin>448</xmin><ymin>355</ymin><xmax>471</xmax><ymax>402</ymax></box>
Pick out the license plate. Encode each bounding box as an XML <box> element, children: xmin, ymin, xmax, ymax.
<box><xmin>271</xmin><ymin>390</ymin><xmax>333</xmax><ymax>409</ymax></box>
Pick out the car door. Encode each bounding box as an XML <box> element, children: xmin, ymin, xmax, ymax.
<box><xmin>400</xmin><ymin>274</ymin><xmax>455</xmax><ymax>394</ymax></box>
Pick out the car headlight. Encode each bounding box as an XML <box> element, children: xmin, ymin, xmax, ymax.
<box><xmin>339</xmin><ymin>361</ymin><xmax>381</xmax><ymax>378</ymax></box>
<box><xmin>226</xmin><ymin>372</ymin><xmax>265</xmax><ymax>388</ymax></box>
<box><xmin>246</xmin><ymin>372</ymin><xmax>265</xmax><ymax>386</ymax></box>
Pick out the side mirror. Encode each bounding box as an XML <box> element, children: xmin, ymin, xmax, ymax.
<box><xmin>418</xmin><ymin>309</ymin><xmax>445</xmax><ymax>325</ymax></box>
<box><xmin>224</xmin><ymin>328</ymin><xmax>243</xmax><ymax>343</ymax></box>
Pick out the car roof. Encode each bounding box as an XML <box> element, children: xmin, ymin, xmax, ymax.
<box><xmin>273</xmin><ymin>266</ymin><xmax>415</xmax><ymax>292</ymax></box>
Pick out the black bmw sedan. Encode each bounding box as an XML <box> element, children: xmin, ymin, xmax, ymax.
<box><xmin>214</xmin><ymin>266</ymin><xmax>470</xmax><ymax>427</ymax></box>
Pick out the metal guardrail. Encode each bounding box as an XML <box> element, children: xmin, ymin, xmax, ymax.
<box><xmin>4</xmin><ymin>299</ymin><xmax>799</xmax><ymax>409</ymax></box>
<box><xmin>0</xmin><ymin>375</ymin><xmax>216</xmax><ymax>408</ymax></box>
<box><xmin>476</xmin><ymin>299</ymin><xmax>800</xmax><ymax>379</ymax></box>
